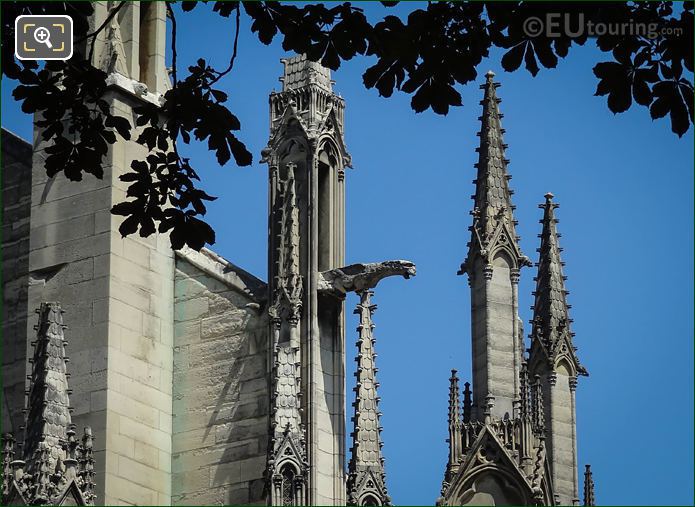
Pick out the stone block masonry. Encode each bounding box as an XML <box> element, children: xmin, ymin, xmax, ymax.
<box><xmin>172</xmin><ymin>252</ymin><xmax>269</xmax><ymax>505</ymax></box>
<box><xmin>20</xmin><ymin>88</ymin><xmax>176</xmax><ymax>505</ymax></box>
<box><xmin>1</xmin><ymin>129</ymin><xmax>32</xmax><ymax>437</ymax></box>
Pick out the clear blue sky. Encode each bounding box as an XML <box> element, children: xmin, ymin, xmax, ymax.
<box><xmin>2</xmin><ymin>3</ymin><xmax>693</xmax><ymax>505</ymax></box>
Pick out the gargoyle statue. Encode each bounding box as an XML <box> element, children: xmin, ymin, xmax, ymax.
<box><xmin>318</xmin><ymin>260</ymin><xmax>416</xmax><ymax>295</ymax></box>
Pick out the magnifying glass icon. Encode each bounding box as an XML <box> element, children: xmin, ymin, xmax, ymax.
<box><xmin>33</xmin><ymin>26</ymin><xmax>52</xmax><ymax>48</ymax></box>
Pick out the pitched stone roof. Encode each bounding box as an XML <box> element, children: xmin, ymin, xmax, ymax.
<box><xmin>280</xmin><ymin>54</ymin><xmax>333</xmax><ymax>92</ymax></box>
<box><xmin>175</xmin><ymin>246</ymin><xmax>267</xmax><ymax>303</ymax></box>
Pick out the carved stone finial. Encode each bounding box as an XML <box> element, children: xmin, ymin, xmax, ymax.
<box><xmin>462</xmin><ymin>382</ymin><xmax>472</xmax><ymax>424</ymax></box>
<box><xmin>483</xmin><ymin>394</ymin><xmax>495</xmax><ymax>423</ymax></box>
<box><xmin>24</xmin><ymin>303</ymin><xmax>73</xmax><ymax>462</ymax></box>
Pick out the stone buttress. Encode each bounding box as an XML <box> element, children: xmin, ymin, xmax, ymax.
<box><xmin>23</xmin><ymin>3</ymin><xmax>174</xmax><ymax>504</ymax></box>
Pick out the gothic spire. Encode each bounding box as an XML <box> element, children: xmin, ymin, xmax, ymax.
<box><xmin>529</xmin><ymin>193</ymin><xmax>586</xmax><ymax>375</ymax></box>
<box><xmin>583</xmin><ymin>465</ymin><xmax>595</xmax><ymax>506</ymax></box>
<box><xmin>441</xmin><ymin>370</ymin><xmax>463</xmax><ymax>497</ymax></box>
<box><xmin>2</xmin><ymin>303</ymin><xmax>94</xmax><ymax>506</ymax></box>
<box><xmin>460</xmin><ymin>70</ymin><xmax>529</xmax><ymax>276</ymax></box>
<box><xmin>23</xmin><ymin>302</ymin><xmax>73</xmax><ymax>461</ymax></box>
<box><xmin>347</xmin><ymin>290</ymin><xmax>390</xmax><ymax>506</ymax></box>
<box><xmin>445</xmin><ymin>370</ymin><xmax>462</xmax><ymax>477</ymax></box>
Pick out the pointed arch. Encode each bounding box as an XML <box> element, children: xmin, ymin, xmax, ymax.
<box><xmin>277</xmin><ymin>137</ymin><xmax>310</xmax><ymax>173</ymax></box>
<box><xmin>317</xmin><ymin>136</ymin><xmax>343</xmax><ymax>169</ymax></box>
<box><xmin>280</xmin><ymin>463</ymin><xmax>298</xmax><ymax>506</ymax></box>
<box><xmin>316</xmin><ymin>137</ymin><xmax>340</xmax><ymax>272</ymax></box>
<box><xmin>555</xmin><ymin>357</ymin><xmax>575</xmax><ymax>378</ymax></box>
<box><xmin>361</xmin><ymin>493</ymin><xmax>380</xmax><ymax>506</ymax></box>
<box><xmin>269</xmin><ymin>433</ymin><xmax>307</xmax><ymax>507</ymax></box>
<box><xmin>448</xmin><ymin>467</ymin><xmax>533</xmax><ymax>506</ymax></box>
<box><xmin>444</xmin><ymin>426</ymin><xmax>546</xmax><ymax>506</ymax></box>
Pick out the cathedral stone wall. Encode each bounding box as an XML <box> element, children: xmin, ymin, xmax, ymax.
<box><xmin>172</xmin><ymin>252</ymin><xmax>269</xmax><ymax>505</ymax></box>
<box><xmin>20</xmin><ymin>88</ymin><xmax>176</xmax><ymax>505</ymax></box>
<box><xmin>1</xmin><ymin>129</ymin><xmax>31</xmax><ymax>437</ymax></box>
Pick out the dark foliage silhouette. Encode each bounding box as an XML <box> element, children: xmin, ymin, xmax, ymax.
<box><xmin>2</xmin><ymin>1</ymin><xmax>692</xmax><ymax>250</ymax></box>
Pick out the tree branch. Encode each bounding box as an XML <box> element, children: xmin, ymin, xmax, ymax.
<box><xmin>76</xmin><ymin>0</ymin><xmax>127</xmax><ymax>44</ymax></box>
<box><xmin>83</xmin><ymin>1</ymin><xmax>128</xmax><ymax>63</ymax></box>
<box><xmin>166</xmin><ymin>2</ymin><xmax>182</xmax><ymax>166</ymax></box>
<box><xmin>209</xmin><ymin>3</ymin><xmax>241</xmax><ymax>86</ymax></box>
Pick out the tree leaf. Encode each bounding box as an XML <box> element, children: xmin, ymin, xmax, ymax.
<box><xmin>501</xmin><ymin>43</ymin><xmax>526</xmax><ymax>72</ymax></box>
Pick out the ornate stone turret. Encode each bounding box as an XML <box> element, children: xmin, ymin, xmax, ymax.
<box><xmin>264</xmin><ymin>55</ymin><xmax>414</xmax><ymax>505</ymax></box>
<box><xmin>458</xmin><ymin>70</ymin><xmax>531</xmax><ymax>421</ymax></box>
<box><xmin>528</xmin><ymin>193</ymin><xmax>587</xmax><ymax>506</ymax></box>
<box><xmin>1</xmin><ymin>303</ymin><xmax>94</xmax><ymax>506</ymax></box>
<box><xmin>583</xmin><ymin>465</ymin><xmax>595</xmax><ymax>506</ymax></box>
<box><xmin>347</xmin><ymin>291</ymin><xmax>390</xmax><ymax>506</ymax></box>
<box><xmin>264</xmin><ymin>54</ymin><xmax>351</xmax><ymax>505</ymax></box>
